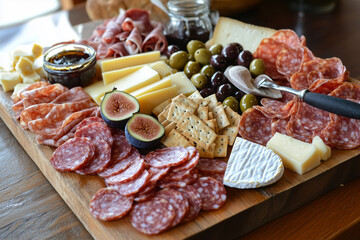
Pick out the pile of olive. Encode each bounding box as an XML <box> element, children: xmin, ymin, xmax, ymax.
<box><xmin>165</xmin><ymin>40</ymin><xmax>266</xmax><ymax>113</ymax></box>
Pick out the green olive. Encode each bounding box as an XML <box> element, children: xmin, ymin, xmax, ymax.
<box><xmin>223</xmin><ymin>96</ymin><xmax>239</xmax><ymax>112</ymax></box>
<box><xmin>249</xmin><ymin>59</ymin><xmax>265</xmax><ymax>77</ymax></box>
<box><xmin>188</xmin><ymin>53</ymin><xmax>195</xmax><ymax>61</ymax></box>
<box><xmin>209</xmin><ymin>44</ymin><xmax>223</xmax><ymax>55</ymax></box>
<box><xmin>184</xmin><ymin>61</ymin><xmax>201</xmax><ymax>78</ymax></box>
<box><xmin>200</xmin><ymin>65</ymin><xmax>215</xmax><ymax>80</ymax></box>
<box><xmin>191</xmin><ymin>73</ymin><xmax>208</xmax><ymax>90</ymax></box>
<box><xmin>187</xmin><ymin>40</ymin><xmax>206</xmax><ymax>56</ymax></box>
<box><xmin>240</xmin><ymin>94</ymin><xmax>258</xmax><ymax>113</ymax></box>
<box><xmin>194</xmin><ymin>48</ymin><xmax>212</xmax><ymax>65</ymax></box>
<box><xmin>169</xmin><ymin>51</ymin><xmax>189</xmax><ymax>70</ymax></box>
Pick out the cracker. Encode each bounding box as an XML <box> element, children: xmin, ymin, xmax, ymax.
<box><xmin>152</xmin><ymin>99</ymin><xmax>171</xmax><ymax>116</ymax></box>
<box><xmin>172</xmin><ymin>94</ymin><xmax>199</xmax><ymax>109</ymax></box>
<box><xmin>158</xmin><ymin>106</ymin><xmax>170</xmax><ymax>123</ymax></box>
<box><xmin>214</xmin><ymin>135</ymin><xmax>228</xmax><ymax>157</ymax></box>
<box><xmin>188</xmin><ymin>90</ymin><xmax>203</xmax><ymax>99</ymax></box>
<box><xmin>167</xmin><ymin>102</ymin><xmax>196</xmax><ymax>123</ymax></box>
<box><xmin>196</xmin><ymin>106</ymin><xmax>209</xmax><ymax>121</ymax></box>
<box><xmin>161</xmin><ymin>119</ymin><xmax>171</xmax><ymax>127</ymax></box>
<box><xmin>208</xmin><ymin>111</ymin><xmax>214</xmax><ymax>119</ymax></box>
<box><xmin>199</xmin><ymin>98</ymin><xmax>210</xmax><ymax>107</ymax></box>
<box><xmin>163</xmin><ymin>129</ymin><xmax>193</xmax><ymax>148</ymax></box>
<box><xmin>205</xmin><ymin>119</ymin><xmax>217</xmax><ymax>133</ymax></box>
<box><xmin>164</xmin><ymin>122</ymin><xmax>177</xmax><ymax>137</ymax></box>
<box><xmin>213</xmin><ymin>105</ymin><xmax>230</xmax><ymax>130</ymax></box>
<box><xmin>205</xmin><ymin>94</ymin><xmax>219</xmax><ymax>111</ymax></box>
<box><xmin>224</xmin><ymin>106</ymin><xmax>241</xmax><ymax>127</ymax></box>
<box><xmin>220</xmin><ymin>125</ymin><xmax>238</xmax><ymax>146</ymax></box>
<box><xmin>177</xmin><ymin>112</ymin><xmax>217</xmax><ymax>149</ymax></box>
<box><xmin>196</xmin><ymin>143</ymin><xmax>215</xmax><ymax>158</ymax></box>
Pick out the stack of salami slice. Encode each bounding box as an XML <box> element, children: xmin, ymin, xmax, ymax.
<box><xmin>12</xmin><ymin>81</ymin><xmax>100</xmax><ymax>147</ymax></box>
<box><xmin>239</xmin><ymin>30</ymin><xmax>360</xmax><ymax>149</ymax></box>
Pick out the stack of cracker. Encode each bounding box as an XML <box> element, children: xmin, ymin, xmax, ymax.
<box><xmin>152</xmin><ymin>91</ymin><xmax>241</xmax><ymax>158</ymax></box>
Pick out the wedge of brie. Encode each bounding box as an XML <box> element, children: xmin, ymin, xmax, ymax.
<box><xmin>223</xmin><ymin>137</ymin><xmax>284</xmax><ymax>189</ymax></box>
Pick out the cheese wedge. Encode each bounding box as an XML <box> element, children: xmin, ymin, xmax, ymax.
<box><xmin>137</xmin><ymin>85</ymin><xmax>179</xmax><ymax>115</ymax></box>
<box><xmin>102</xmin><ymin>65</ymin><xmax>144</xmax><ymax>85</ymax></box>
<box><xmin>148</xmin><ymin>61</ymin><xmax>175</xmax><ymax>78</ymax></box>
<box><xmin>165</xmin><ymin>72</ymin><xmax>197</xmax><ymax>95</ymax></box>
<box><xmin>85</xmin><ymin>66</ymin><xmax>160</xmax><ymax>104</ymax></box>
<box><xmin>266</xmin><ymin>133</ymin><xmax>322</xmax><ymax>175</ymax></box>
<box><xmin>129</xmin><ymin>77</ymin><xmax>172</xmax><ymax>98</ymax></box>
<box><xmin>312</xmin><ymin>136</ymin><xmax>331</xmax><ymax>161</ymax></box>
<box><xmin>224</xmin><ymin>137</ymin><xmax>284</xmax><ymax>189</ymax></box>
<box><xmin>0</xmin><ymin>72</ymin><xmax>21</xmax><ymax>92</ymax></box>
<box><xmin>206</xmin><ymin>17</ymin><xmax>276</xmax><ymax>53</ymax></box>
<box><xmin>100</xmin><ymin>51</ymin><xmax>161</xmax><ymax>72</ymax></box>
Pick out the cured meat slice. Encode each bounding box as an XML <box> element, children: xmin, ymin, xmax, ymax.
<box><xmin>158</xmin><ymin>169</ymin><xmax>198</xmax><ymax>189</ymax></box>
<box><xmin>90</xmin><ymin>188</ymin><xmax>133</xmax><ymax>221</ymax></box>
<box><xmin>112</xmin><ymin>170</ymin><xmax>150</xmax><ymax>197</ymax></box>
<box><xmin>110</xmin><ymin>134</ymin><xmax>132</xmax><ymax>161</ymax></box>
<box><xmin>145</xmin><ymin>147</ymin><xmax>189</xmax><ymax>168</ymax></box>
<box><xmin>19</xmin><ymin>103</ymin><xmax>56</xmax><ymax>128</ymax></box>
<box><xmin>309</xmin><ymin>78</ymin><xmax>344</xmax><ymax>94</ymax></box>
<box><xmin>102</xmin><ymin>20</ymin><xmax>122</xmax><ymax>45</ymax></box>
<box><xmin>155</xmin><ymin>188</ymin><xmax>189</xmax><ymax>227</ymax></box>
<box><xmin>121</xmin><ymin>9</ymin><xmax>153</xmax><ymax>36</ymax></box>
<box><xmin>51</xmin><ymin>86</ymin><xmax>91</xmax><ymax>104</ymax></box>
<box><xmin>98</xmin><ymin>146</ymin><xmax>138</xmax><ymax>178</ymax></box>
<box><xmin>125</xmin><ymin>27</ymin><xmax>142</xmax><ymax>54</ymax></box>
<box><xmin>11</xmin><ymin>81</ymin><xmax>50</xmax><ymax>103</ymax></box>
<box><xmin>270</xmin><ymin>29</ymin><xmax>301</xmax><ymax>48</ymax></box>
<box><xmin>271</xmin><ymin>118</ymin><xmax>290</xmax><ymax>135</ymax></box>
<box><xmin>294</xmin><ymin>101</ymin><xmax>330</xmax><ymax>131</ymax></box>
<box><xmin>177</xmin><ymin>185</ymin><xmax>202</xmax><ymax>222</ymax></box>
<box><xmin>20</xmin><ymin>83</ymin><xmax>67</xmax><ymax>100</ymax></box>
<box><xmin>75</xmin><ymin>117</ymin><xmax>106</xmax><ymax>132</ymax></box>
<box><xmin>170</xmin><ymin>147</ymin><xmax>199</xmax><ymax>173</ymax></box>
<box><xmin>134</xmin><ymin>188</ymin><xmax>156</xmax><ymax>202</ymax></box>
<box><xmin>162</xmin><ymin>168</ymin><xmax>194</xmax><ymax>182</ymax></box>
<box><xmin>130</xmin><ymin>197</ymin><xmax>175</xmax><ymax>235</ymax></box>
<box><xmin>196</xmin><ymin>158</ymin><xmax>227</xmax><ymax>174</ymax></box>
<box><xmin>238</xmin><ymin>108</ymin><xmax>273</xmax><ymax>145</ymax></box>
<box><xmin>148</xmin><ymin>166</ymin><xmax>170</xmax><ymax>184</ymax></box>
<box><xmin>290</xmin><ymin>72</ymin><xmax>309</xmax><ymax>90</ymax></box>
<box><xmin>276</xmin><ymin>47</ymin><xmax>303</xmax><ymax>76</ymax></box>
<box><xmin>141</xmin><ymin>22</ymin><xmax>167</xmax><ymax>53</ymax></box>
<box><xmin>74</xmin><ymin>122</ymin><xmax>113</xmax><ymax>147</ymax></box>
<box><xmin>197</xmin><ymin>170</ymin><xmax>224</xmax><ymax>183</ymax></box>
<box><xmin>50</xmin><ymin>137</ymin><xmax>95</xmax><ymax>172</ymax></box>
<box><xmin>254</xmin><ymin>98</ymin><xmax>293</xmax><ymax>119</ymax></box>
<box><xmin>192</xmin><ymin>177</ymin><xmax>227</xmax><ymax>211</ymax></box>
<box><xmin>76</xmin><ymin>139</ymin><xmax>112</xmax><ymax>175</ymax></box>
<box><xmin>105</xmin><ymin>158</ymin><xmax>146</xmax><ymax>185</ymax></box>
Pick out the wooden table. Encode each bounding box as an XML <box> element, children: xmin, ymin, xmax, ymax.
<box><xmin>0</xmin><ymin>1</ymin><xmax>359</xmax><ymax>239</ymax></box>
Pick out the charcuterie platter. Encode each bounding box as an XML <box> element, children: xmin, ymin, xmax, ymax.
<box><xmin>0</xmin><ymin>8</ymin><xmax>360</xmax><ymax>239</ymax></box>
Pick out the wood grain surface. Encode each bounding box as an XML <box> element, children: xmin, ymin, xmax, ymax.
<box><xmin>0</xmin><ymin>85</ymin><xmax>359</xmax><ymax>240</ymax></box>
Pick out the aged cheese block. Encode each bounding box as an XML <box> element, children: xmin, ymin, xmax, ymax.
<box><xmin>312</xmin><ymin>136</ymin><xmax>331</xmax><ymax>161</ymax></box>
<box><xmin>164</xmin><ymin>72</ymin><xmax>197</xmax><ymax>95</ymax></box>
<box><xmin>0</xmin><ymin>72</ymin><xmax>21</xmax><ymax>92</ymax></box>
<box><xmin>137</xmin><ymin>85</ymin><xmax>179</xmax><ymax>115</ymax></box>
<box><xmin>224</xmin><ymin>137</ymin><xmax>284</xmax><ymax>189</ymax></box>
<box><xmin>15</xmin><ymin>57</ymin><xmax>40</xmax><ymax>83</ymax></box>
<box><xmin>266</xmin><ymin>133</ymin><xmax>322</xmax><ymax>175</ymax></box>
<box><xmin>148</xmin><ymin>61</ymin><xmax>175</xmax><ymax>78</ymax></box>
<box><xmin>206</xmin><ymin>17</ymin><xmax>276</xmax><ymax>53</ymax></box>
<box><xmin>129</xmin><ymin>78</ymin><xmax>172</xmax><ymax>98</ymax></box>
<box><xmin>100</xmin><ymin>51</ymin><xmax>160</xmax><ymax>72</ymax></box>
<box><xmin>102</xmin><ymin>65</ymin><xmax>144</xmax><ymax>85</ymax></box>
<box><xmin>85</xmin><ymin>66</ymin><xmax>160</xmax><ymax>104</ymax></box>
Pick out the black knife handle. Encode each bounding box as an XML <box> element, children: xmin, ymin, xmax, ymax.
<box><xmin>303</xmin><ymin>91</ymin><xmax>360</xmax><ymax>119</ymax></box>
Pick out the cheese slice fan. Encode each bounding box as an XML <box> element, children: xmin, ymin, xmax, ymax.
<box><xmin>223</xmin><ymin>137</ymin><xmax>284</xmax><ymax>189</ymax></box>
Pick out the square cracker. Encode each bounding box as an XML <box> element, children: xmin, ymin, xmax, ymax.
<box><xmin>188</xmin><ymin>90</ymin><xmax>203</xmax><ymax>99</ymax></box>
<box><xmin>205</xmin><ymin>94</ymin><xmax>219</xmax><ymax>111</ymax></box>
<box><xmin>213</xmin><ymin>105</ymin><xmax>230</xmax><ymax>130</ymax></box>
<box><xmin>214</xmin><ymin>135</ymin><xmax>228</xmax><ymax>157</ymax></box>
<box><xmin>163</xmin><ymin>129</ymin><xmax>193</xmax><ymax>148</ymax></box>
<box><xmin>164</xmin><ymin>122</ymin><xmax>177</xmax><ymax>137</ymax></box>
<box><xmin>177</xmin><ymin>112</ymin><xmax>217</xmax><ymax>149</ymax></box>
<box><xmin>220</xmin><ymin>125</ymin><xmax>238</xmax><ymax>146</ymax></box>
<box><xmin>167</xmin><ymin>102</ymin><xmax>196</xmax><ymax>123</ymax></box>
<box><xmin>224</xmin><ymin>106</ymin><xmax>241</xmax><ymax>127</ymax></box>
<box><xmin>197</xmin><ymin>106</ymin><xmax>209</xmax><ymax>121</ymax></box>
<box><xmin>158</xmin><ymin>106</ymin><xmax>170</xmax><ymax>123</ymax></box>
<box><xmin>197</xmin><ymin>143</ymin><xmax>215</xmax><ymax>158</ymax></box>
<box><xmin>172</xmin><ymin>94</ymin><xmax>199</xmax><ymax>109</ymax></box>
<box><xmin>205</xmin><ymin>119</ymin><xmax>217</xmax><ymax>133</ymax></box>
<box><xmin>152</xmin><ymin>99</ymin><xmax>171</xmax><ymax>116</ymax></box>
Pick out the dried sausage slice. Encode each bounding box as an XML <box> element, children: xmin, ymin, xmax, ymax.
<box><xmin>177</xmin><ymin>185</ymin><xmax>202</xmax><ymax>222</ymax></box>
<box><xmin>105</xmin><ymin>158</ymin><xmax>146</xmax><ymax>185</ymax></box>
<box><xmin>192</xmin><ymin>177</ymin><xmax>227</xmax><ymax>211</ymax></box>
<box><xmin>196</xmin><ymin>158</ymin><xmax>227</xmax><ymax>174</ymax></box>
<box><xmin>145</xmin><ymin>147</ymin><xmax>189</xmax><ymax>168</ymax></box>
<box><xmin>75</xmin><ymin>122</ymin><xmax>113</xmax><ymax>147</ymax></box>
<box><xmin>112</xmin><ymin>170</ymin><xmax>150</xmax><ymax>197</ymax></box>
<box><xmin>75</xmin><ymin>117</ymin><xmax>106</xmax><ymax>132</ymax></box>
<box><xmin>90</xmin><ymin>188</ymin><xmax>133</xmax><ymax>221</ymax></box>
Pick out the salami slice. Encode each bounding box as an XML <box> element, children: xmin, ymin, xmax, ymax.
<box><xmin>162</xmin><ymin>167</ymin><xmax>194</xmax><ymax>182</ymax></box>
<box><xmin>130</xmin><ymin>197</ymin><xmax>175</xmax><ymax>235</ymax></box>
<box><xmin>158</xmin><ymin>169</ymin><xmax>198</xmax><ymax>189</ymax></box>
<box><xmin>253</xmin><ymin>98</ymin><xmax>293</xmax><ymax>119</ymax></box>
<box><xmin>90</xmin><ymin>188</ymin><xmax>133</xmax><ymax>221</ymax></box>
<box><xmin>270</xmin><ymin>29</ymin><xmax>301</xmax><ymax>48</ymax></box>
<box><xmin>148</xmin><ymin>166</ymin><xmax>170</xmax><ymax>184</ymax></box>
<box><xmin>145</xmin><ymin>147</ymin><xmax>189</xmax><ymax>168</ymax></box>
<box><xmin>105</xmin><ymin>158</ymin><xmax>146</xmax><ymax>185</ymax></box>
<box><xmin>20</xmin><ymin>103</ymin><xmax>56</xmax><ymax>129</ymax></box>
<box><xmin>51</xmin><ymin>86</ymin><xmax>91</xmax><ymax>104</ymax></box>
<box><xmin>290</xmin><ymin>72</ymin><xmax>309</xmax><ymax>90</ymax></box>
<box><xmin>75</xmin><ymin>122</ymin><xmax>113</xmax><ymax>147</ymax></box>
<box><xmin>177</xmin><ymin>185</ymin><xmax>202</xmax><ymax>222</ymax></box>
<box><xmin>11</xmin><ymin>81</ymin><xmax>50</xmax><ymax>103</ymax></box>
<box><xmin>239</xmin><ymin>108</ymin><xmax>273</xmax><ymax>146</ymax></box>
<box><xmin>271</xmin><ymin>118</ymin><xmax>290</xmax><ymax>135</ymax></box>
<box><xmin>276</xmin><ymin>47</ymin><xmax>303</xmax><ymax>76</ymax></box>
<box><xmin>192</xmin><ymin>177</ymin><xmax>227</xmax><ymax>211</ymax></box>
<box><xmin>170</xmin><ymin>147</ymin><xmax>199</xmax><ymax>173</ymax></box>
<box><xmin>156</xmin><ymin>188</ymin><xmax>189</xmax><ymax>227</ymax></box>
<box><xmin>197</xmin><ymin>170</ymin><xmax>224</xmax><ymax>183</ymax></box>
<box><xmin>134</xmin><ymin>188</ymin><xmax>156</xmax><ymax>202</ymax></box>
<box><xmin>75</xmin><ymin>117</ymin><xmax>106</xmax><ymax>132</ymax></box>
<box><xmin>111</xmin><ymin>134</ymin><xmax>132</xmax><ymax>161</ymax></box>
<box><xmin>76</xmin><ymin>139</ymin><xmax>111</xmax><ymax>175</ymax></box>
<box><xmin>98</xmin><ymin>146</ymin><xmax>138</xmax><ymax>178</ymax></box>
<box><xmin>196</xmin><ymin>158</ymin><xmax>227</xmax><ymax>174</ymax></box>
<box><xmin>20</xmin><ymin>83</ymin><xmax>68</xmax><ymax>100</ymax></box>
<box><xmin>112</xmin><ymin>170</ymin><xmax>150</xmax><ymax>196</ymax></box>
<box><xmin>50</xmin><ymin>137</ymin><xmax>95</xmax><ymax>171</ymax></box>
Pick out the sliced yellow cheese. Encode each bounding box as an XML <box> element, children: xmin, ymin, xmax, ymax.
<box><xmin>206</xmin><ymin>17</ymin><xmax>276</xmax><ymax>53</ymax></box>
<box><xmin>129</xmin><ymin>77</ymin><xmax>172</xmax><ymax>98</ymax></box>
<box><xmin>165</xmin><ymin>72</ymin><xmax>197</xmax><ymax>95</ymax></box>
<box><xmin>148</xmin><ymin>61</ymin><xmax>174</xmax><ymax>78</ymax></box>
<box><xmin>85</xmin><ymin>66</ymin><xmax>160</xmax><ymax>105</ymax></box>
<box><xmin>266</xmin><ymin>132</ymin><xmax>321</xmax><ymax>175</ymax></box>
<box><xmin>100</xmin><ymin>51</ymin><xmax>161</xmax><ymax>72</ymax></box>
<box><xmin>312</xmin><ymin>136</ymin><xmax>331</xmax><ymax>161</ymax></box>
<box><xmin>137</xmin><ymin>85</ymin><xmax>179</xmax><ymax>115</ymax></box>
<box><xmin>0</xmin><ymin>72</ymin><xmax>21</xmax><ymax>91</ymax></box>
<box><xmin>102</xmin><ymin>65</ymin><xmax>144</xmax><ymax>85</ymax></box>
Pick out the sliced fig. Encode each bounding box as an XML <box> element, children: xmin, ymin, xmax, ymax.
<box><xmin>125</xmin><ymin>113</ymin><xmax>165</xmax><ymax>149</ymax></box>
<box><xmin>100</xmin><ymin>88</ymin><xmax>140</xmax><ymax>128</ymax></box>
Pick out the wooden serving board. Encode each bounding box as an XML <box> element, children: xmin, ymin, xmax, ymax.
<box><xmin>1</xmin><ymin>87</ymin><xmax>359</xmax><ymax>240</ymax></box>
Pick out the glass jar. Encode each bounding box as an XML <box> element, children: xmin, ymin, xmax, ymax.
<box><xmin>43</xmin><ymin>43</ymin><xmax>97</xmax><ymax>88</ymax></box>
<box><xmin>165</xmin><ymin>0</ymin><xmax>213</xmax><ymax>50</ymax></box>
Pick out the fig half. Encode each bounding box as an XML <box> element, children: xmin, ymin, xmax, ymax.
<box><xmin>100</xmin><ymin>88</ymin><xmax>140</xmax><ymax>128</ymax></box>
<box><xmin>125</xmin><ymin>113</ymin><xmax>165</xmax><ymax>149</ymax></box>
